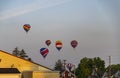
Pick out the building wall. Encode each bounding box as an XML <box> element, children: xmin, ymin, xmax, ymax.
<box><xmin>22</xmin><ymin>71</ymin><xmax>60</xmax><ymax>78</ymax></box>
<box><xmin>0</xmin><ymin>50</ymin><xmax>50</xmax><ymax>72</ymax></box>
<box><xmin>0</xmin><ymin>50</ymin><xmax>60</xmax><ymax>78</ymax></box>
<box><xmin>33</xmin><ymin>71</ymin><xmax>60</xmax><ymax>78</ymax></box>
<box><xmin>22</xmin><ymin>71</ymin><xmax>33</xmax><ymax>78</ymax></box>
<box><xmin>0</xmin><ymin>74</ymin><xmax>21</xmax><ymax>78</ymax></box>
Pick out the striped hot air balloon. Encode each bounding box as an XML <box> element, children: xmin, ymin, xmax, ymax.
<box><xmin>23</xmin><ymin>24</ymin><xmax>31</xmax><ymax>33</ymax></box>
<box><xmin>55</xmin><ymin>40</ymin><xmax>62</xmax><ymax>51</ymax></box>
<box><xmin>40</xmin><ymin>48</ymin><xmax>49</xmax><ymax>58</ymax></box>
<box><xmin>66</xmin><ymin>63</ymin><xmax>74</xmax><ymax>71</ymax></box>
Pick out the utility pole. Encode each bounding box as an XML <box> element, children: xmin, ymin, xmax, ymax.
<box><xmin>63</xmin><ymin>60</ymin><xmax>66</xmax><ymax>78</ymax></box>
<box><xmin>73</xmin><ymin>65</ymin><xmax>76</xmax><ymax>78</ymax></box>
<box><xmin>109</xmin><ymin>56</ymin><xmax>111</xmax><ymax>78</ymax></box>
<box><xmin>63</xmin><ymin>60</ymin><xmax>66</xmax><ymax>70</ymax></box>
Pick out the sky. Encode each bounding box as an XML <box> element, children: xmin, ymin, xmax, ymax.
<box><xmin>0</xmin><ymin>0</ymin><xmax>120</xmax><ymax>69</ymax></box>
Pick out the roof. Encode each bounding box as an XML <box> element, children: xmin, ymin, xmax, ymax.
<box><xmin>0</xmin><ymin>50</ymin><xmax>53</xmax><ymax>71</ymax></box>
<box><xmin>0</xmin><ymin>68</ymin><xmax>20</xmax><ymax>74</ymax></box>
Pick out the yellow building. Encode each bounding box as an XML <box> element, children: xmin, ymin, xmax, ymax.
<box><xmin>0</xmin><ymin>50</ymin><xmax>59</xmax><ymax>78</ymax></box>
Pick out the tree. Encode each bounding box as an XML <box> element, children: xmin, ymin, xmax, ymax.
<box><xmin>12</xmin><ymin>47</ymin><xmax>32</xmax><ymax>61</ymax></box>
<box><xmin>54</xmin><ymin>59</ymin><xmax>64</xmax><ymax>73</ymax></box>
<box><xmin>19</xmin><ymin>49</ymin><xmax>28</xmax><ymax>58</ymax></box>
<box><xmin>75</xmin><ymin>57</ymin><xmax>105</xmax><ymax>78</ymax></box>
<box><xmin>76</xmin><ymin>57</ymin><xmax>91</xmax><ymax>78</ymax></box>
<box><xmin>93</xmin><ymin>57</ymin><xmax>105</xmax><ymax>77</ymax></box>
<box><xmin>12</xmin><ymin>47</ymin><xmax>20</xmax><ymax>56</ymax></box>
<box><xmin>106</xmin><ymin>64</ymin><xmax>120</xmax><ymax>76</ymax></box>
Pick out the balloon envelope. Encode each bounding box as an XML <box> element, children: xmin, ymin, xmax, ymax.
<box><xmin>23</xmin><ymin>24</ymin><xmax>31</xmax><ymax>33</ymax></box>
<box><xmin>40</xmin><ymin>48</ymin><xmax>49</xmax><ymax>58</ymax></box>
<box><xmin>45</xmin><ymin>40</ymin><xmax>51</xmax><ymax>46</ymax></box>
<box><xmin>66</xmin><ymin>63</ymin><xmax>74</xmax><ymax>71</ymax></box>
<box><xmin>71</xmin><ymin>40</ymin><xmax>78</xmax><ymax>48</ymax></box>
<box><xmin>55</xmin><ymin>40</ymin><xmax>62</xmax><ymax>51</ymax></box>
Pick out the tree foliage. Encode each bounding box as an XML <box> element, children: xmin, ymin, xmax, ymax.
<box><xmin>76</xmin><ymin>57</ymin><xmax>105</xmax><ymax>78</ymax></box>
<box><xmin>106</xmin><ymin>64</ymin><xmax>120</xmax><ymax>76</ymax></box>
<box><xmin>54</xmin><ymin>59</ymin><xmax>64</xmax><ymax>73</ymax></box>
<box><xmin>12</xmin><ymin>47</ymin><xmax>32</xmax><ymax>61</ymax></box>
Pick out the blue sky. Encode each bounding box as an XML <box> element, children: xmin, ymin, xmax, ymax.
<box><xmin>0</xmin><ymin>0</ymin><xmax>120</xmax><ymax>68</ymax></box>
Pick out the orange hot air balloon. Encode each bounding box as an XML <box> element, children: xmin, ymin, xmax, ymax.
<box><xmin>45</xmin><ymin>40</ymin><xmax>51</xmax><ymax>46</ymax></box>
<box><xmin>55</xmin><ymin>40</ymin><xmax>62</xmax><ymax>51</ymax></box>
<box><xmin>23</xmin><ymin>24</ymin><xmax>31</xmax><ymax>33</ymax></box>
<box><xmin>71</xmin><ymin>40</ymin><xmax>78</xmax><ymax>48</ymax></box>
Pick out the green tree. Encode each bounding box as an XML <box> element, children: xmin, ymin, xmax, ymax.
<box><xmin>12</xmin><ymin>47</ymin><xmax>20</xmax><ymax>56</ymax></box>
<box><xmin>76</xmin><ymin>57</ymin><xmax>105</xmax><ymax>78</ymax></box>
<box><xmin>93</xmin><ymin>57</ymin><xmax>105</xmax><ymax>77</ymax></box>
<box><xmin>106</xmin><ymin>64</ymin><xmax>120</xmax><ymax>76</ymax></box>
<box><xmin>20</xmin><ymin>49</ymin><xmax>28</xmax><ymax>58</ymax></box>
<box><xmin>54</xmin><ymin>59</ymin><xmax>64</xmax><ymax>73</ymax></box>
<box><xmin>76</xmin><ymin>57</ymin><xmax>91</xmax><ymax>78</ymax></box>
<box><xmin>12</xmin><ymin>47</ymin><xmax>32</xmax><ymax>61</ymax></box>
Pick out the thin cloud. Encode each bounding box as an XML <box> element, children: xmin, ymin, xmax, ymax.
<box><xmin>0</xmin><ymin>0</ymin><xmax>72</xmax><ymax>21</ymax></box>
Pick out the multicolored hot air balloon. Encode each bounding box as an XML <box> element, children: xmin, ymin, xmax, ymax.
<box><xmin>55</xmin><ymin>40</ymin><xmax>62</xmax><ymax>51</ymax></box>
<box><xmin>40</xmin><ymin>48</ymin><xmax>49</xmax><ymax>58</ymax></box>
<box><xmin>45</xmin><ymin>40</ymin><xmax>51</xmax><ymax>46</ymax></box>
<box><xmin>66</xmin><ymin>63</ymin><xmax>74</xmax><ymax>71</ymax></box>
<box><xmin>23</xmin><ymin>24</ymin><xmax>31</xmax><ymax>33</ymax></box>
<box><xmin>71</xmin><ymin>40</ymin><xmax>78</xmax><ymax>48</ymax></box>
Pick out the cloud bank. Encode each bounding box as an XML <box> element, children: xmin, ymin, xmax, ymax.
<box><xmin>0</xmin><ymin>0</ymin><xmax>72</xmax><ymax>21</ymax></box>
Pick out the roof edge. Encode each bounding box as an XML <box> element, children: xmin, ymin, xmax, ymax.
<box><xmin>0</xmin><ymin>50</ymin><xmax>53</xmax><ymax>71</ymax></box>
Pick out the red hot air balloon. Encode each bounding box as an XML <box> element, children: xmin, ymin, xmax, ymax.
<box><xmin>23</xmin><ymin>24</ymin><xmax>31</xmax><ymax>33</ymax></box>
<box><xmin>40</xmin><ymin>48</ymin><xmax>49</xmax><ymax>58</ymax></box>
<box><xmin>71</xmin><ymin>40</ymin><xmax>78</xmax><ymax>48</ymax></box>
<box><xmin>66</xmin><ymin>63</ymin><xmax>74</xmax><ymax>71</ymax></box>
<box><xmin>55</xmin><ymin>40</ymin><xmax>62</xmax><ymax>51</ymax></box>
<box><xmin>45</xmin><ymin>40</ymin><xmax>51</xmax><ymax>46</ymax></box>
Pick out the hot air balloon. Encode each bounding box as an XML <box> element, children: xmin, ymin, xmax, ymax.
<box><xmin>55</xmin><ymin>40</ymin><xmax>62</xmax><ymax>51</ymax></box>
<box><xmin>71</xmin><ymin>40</ymin><xmax>78</xmax><ymax>48</ymax></box>
<box><xmin>23</xmin><ymin>24</ymin><xmax>31</xmax><ymax>33</ymax></box>
<box><xmin>45</xmin><ymin>40</ymin><xmax>51</xmax><ymax>46</ymax></box>
<box><xmin>40</xmin><ymin>48</ymin><xmax>49</xmax><ymax>58</ymax></box>
<box><xmin>66</xmin><ymin>63</ymin><xmax>74</xmax><ymax>71</ymax></box>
